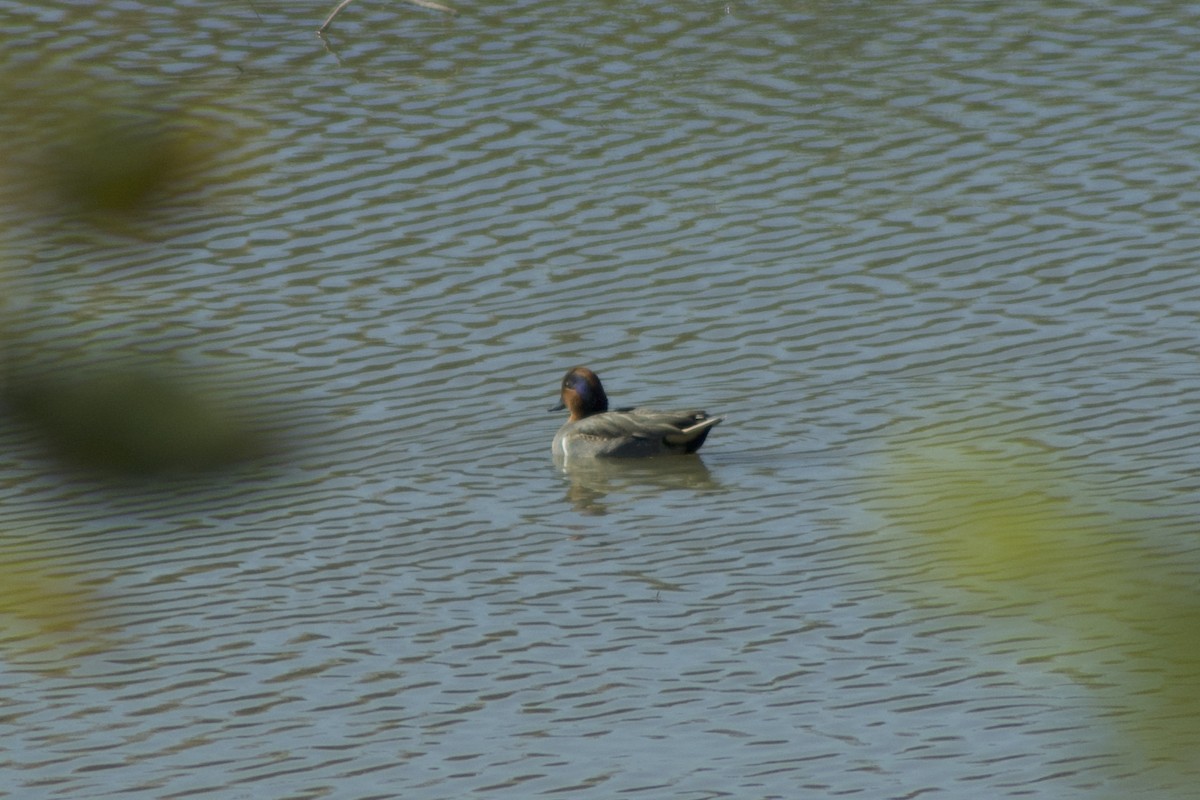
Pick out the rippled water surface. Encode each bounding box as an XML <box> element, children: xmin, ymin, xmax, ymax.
<box><xmin>3</xmin><ymin>1</ymin><xmax>1200</xmax><ymax>797</ymax></box>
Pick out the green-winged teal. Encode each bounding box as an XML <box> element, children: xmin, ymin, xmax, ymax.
<box><xmin>550</xmin><ymin>366</ymin><xmax>723</xmax><ymax>462</ymax></box>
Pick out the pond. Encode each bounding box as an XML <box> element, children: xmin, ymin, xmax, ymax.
<box><xmin>1</xmin><ymin>1</ymin><xmax>1198</xmax><ymax>797</ymax></box>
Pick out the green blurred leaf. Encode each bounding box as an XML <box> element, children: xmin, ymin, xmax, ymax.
<box><xmin>4</xmin><ymin>368</ymin><xmax>266</xmax><ymax>473</ymax></box>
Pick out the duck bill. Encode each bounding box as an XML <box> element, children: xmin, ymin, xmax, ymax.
<box><xmin>548</xmin><ymin>400</ymin><xmax>565</xmax><ymax>412</ymax></box>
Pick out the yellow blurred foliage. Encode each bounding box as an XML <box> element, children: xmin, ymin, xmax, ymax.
<box><xmin>881</xmin><ymin>444</ymin><xmax>1111</xmax><ymax>598</ymax></box>
<box><xmin>0</xmin><ymin>545</ymin><xmax>93</xmax><ymax>640</ymax></box>
<box><xmin>879</xmin><ymin>437</ymin><xmax>1200</xmax><ymax>767</ymax></box>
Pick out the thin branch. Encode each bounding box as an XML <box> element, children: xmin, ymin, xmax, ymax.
<box><xmin>318</xmin><ymin>0</ymin><xmax>457</xmax><ymax>36</ymax></box>
<box><xmin>318</xmin><ymin>0</ymin><xmax>356</xmax><ymax>33</ymax></box>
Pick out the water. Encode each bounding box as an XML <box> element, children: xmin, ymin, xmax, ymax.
<box><xmin>2</xmin><ymin>0</ymin><xmax>1199</xmax><ymax>797</ymax></box>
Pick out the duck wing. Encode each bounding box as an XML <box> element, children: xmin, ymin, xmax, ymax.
<box><xmin>573</xmin><ymin>409</ymin><xmax>723</xmax><ymax>455</ymax></box>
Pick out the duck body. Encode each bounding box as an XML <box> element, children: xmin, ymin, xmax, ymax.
<box><xmin>550</xmin><ymin>366</ymin><xmax>723</xmax><ymax>461</ymax></box>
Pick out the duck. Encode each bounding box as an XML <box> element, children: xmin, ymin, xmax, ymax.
<box><xmin>550</xmin><ymin>366</ymin><xmax>723</xmax><ymax>461</ymax></box>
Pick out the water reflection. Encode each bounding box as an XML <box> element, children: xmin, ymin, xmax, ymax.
<box><xmin>555</xmin><ymin>454</ymin><xmax>723</xmax><ymax>514</ymax></box>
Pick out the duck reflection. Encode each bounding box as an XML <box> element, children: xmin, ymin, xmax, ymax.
<box><xmin>555</xmin><ymin>453</ymin><xmax>724</xmax><ymax>515</ymax></box>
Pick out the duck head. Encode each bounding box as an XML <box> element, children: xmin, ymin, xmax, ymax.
<box><xmin>549</xmin><ymin>366</ymin><xmax>609</xmax><ymax>421</ymax></box>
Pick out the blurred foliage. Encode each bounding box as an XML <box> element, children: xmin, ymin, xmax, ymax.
<box><xmin>877</xmin><ymin>436</ymin><xmax>1200</xmax><ymax>770</ymax></box>
<box><xmin>48</xmin><ymin>111</ymin><xmax>195</xmax><ymax>215</ymax></box>
<box><xmin>0</xmin><ymin>69</ymin><xmax>284</xmax><ymax>476</ymax></box>
<box><xmin>0</xmin><ymin>543</ymin><xmax>94</xmax><ymax>640</ymax></box>
<box><xmin>0</xmin><ymin>67</ymin><xmax>247</xmax><ymax>231</ymax></box>
<box><xmin>2</xmin><ymin>364</ymin><xmax>269</xmax><ymax>474</ymax></box>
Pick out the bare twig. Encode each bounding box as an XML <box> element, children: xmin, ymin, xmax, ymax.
<box><xmin>318</xmin><ymin>0</ymin><xmax>357</xmax><ymax>33</ymax></box>
<box><xmin>318</xmin><ymin>0</ymin><xmax>457</xmax><ymax>35</ymax></box>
